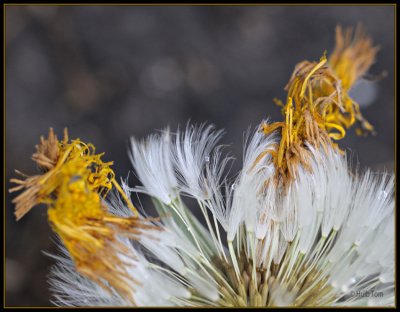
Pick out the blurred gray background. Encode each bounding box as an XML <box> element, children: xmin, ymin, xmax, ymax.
<box><xmin>5</xmin><ymin>5</ymin><xmax>395</xmax><ymax>306</ymax></box>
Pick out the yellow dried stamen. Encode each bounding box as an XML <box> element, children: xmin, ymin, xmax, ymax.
<box><xmin>10</xmin><ymin>128</ymin><xmax>139</xmax><ymax>220</ymax></box>
<box><xmin>262</xmin><ymin>25</ymin><xmax>377</xmax><ymax>183</ymax></box>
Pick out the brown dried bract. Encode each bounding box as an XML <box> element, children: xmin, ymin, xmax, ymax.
<box><xmin>330</xmin><ymin>24</ymin><xmax>379</xmax><ymax>91</ymax></box>
<box><xmin>9</xmin><ymin>128</ymin><xmax>68</xmax><ymax>220</ymax></box>
<box><xmin>32</xmin><ymin>128</ymin><xmax>65</xmax><ymax>171</ymax></box>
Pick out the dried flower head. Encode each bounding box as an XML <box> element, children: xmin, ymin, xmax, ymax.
<box><xmin>263</xmin><ymin>24</ymin><xmax>378</xmax><ymax>184</ymax></box>
<box><xmin>9</xmin><ymin>128</ymin><xmax>161</xmax><ymax>303</ymax></box>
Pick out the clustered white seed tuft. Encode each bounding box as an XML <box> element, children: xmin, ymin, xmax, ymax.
<box><xmin>48</xmin><ymin>122</ymin><xmax>394</xmax><ymax>307</ymax></box>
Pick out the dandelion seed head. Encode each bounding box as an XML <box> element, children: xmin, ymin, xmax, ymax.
<box><xmin>9</xmin><ymin>25</ymin><xmax>394</xmax><ymax>307</ymax></box>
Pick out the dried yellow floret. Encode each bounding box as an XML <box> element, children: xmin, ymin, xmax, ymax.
<box><xmin>9</xmin><ymin>128</ymin><xmax>159</xmax><ymax>303</ymax></box>
<box><xmin>10</xmin><ymin>128</ymin><xmax>138</xmax><ymax>220</ymax></box>
<box><xmin>263</xmin><ymin>25</ymin><xmax>378</xmax><ymax>183</ymax></box>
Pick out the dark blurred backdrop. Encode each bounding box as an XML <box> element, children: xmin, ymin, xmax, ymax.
<box><xmin>5</xmin><ymin>5</ymin><xmax>395</xmax><ymax>306</ymax></box>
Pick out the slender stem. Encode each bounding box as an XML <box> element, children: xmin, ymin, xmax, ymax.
<box><xmin>189</xmin><ymin>295</ymin><xmax>219</xmax><ymax>306</ymax></box>
<box><xmin>170</xmin><ymin>201</ymin><xmax>209</xmax><ymax>261</ymax></box>
<box><xmin>111</xmin><ymin>178</ymin><xmax>139</xmax><ymax>217</ymax></box>
<box><xmin>179</xmin><ymin>248</ymin><xmax>226</xmax><ymax>297</ymax></box>
<box><xmin>148</xmin><ymin>263</ymin><xmax>191</xmax><ymax>287</ymax></box>
<box><xmin>198</xmin><ymin>257</ymin><xmax>237</xmax><ymax>296</ymax></box>
<box><xmin>247</xmin><ymin>231</ymin><xmax>257</xmax><ymax>287</ymax></box>
<box><xmin>213</xmin><ymin>213</ymin><xmax>228</xmax><ymax>262</ymax></box>
<box><xmin>198</xmin><ymin>200</ymin><xmax>221</xmax><ymax>257</ymax></box>
<box><xmin>228</xmin><ymin>240</ymin><xmax>241</xmax><ymax>280</ymax></box>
